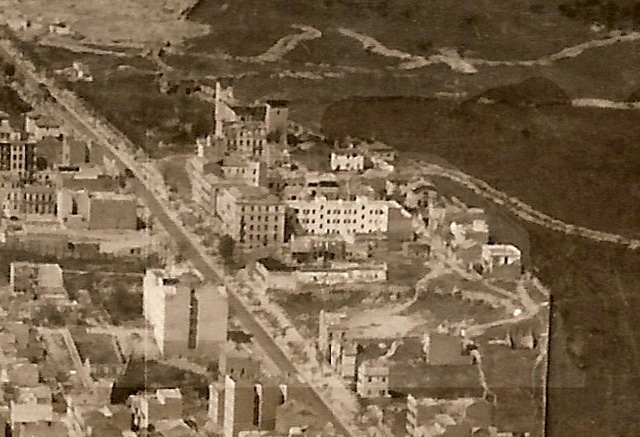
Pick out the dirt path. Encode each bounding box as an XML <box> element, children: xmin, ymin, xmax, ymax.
<box><xmin>412</xmin><ymin>162</ymin><xmax>640</xmax><ymax>250</ymax></box>
<box><xmin>243</xmin><ymin>25</ymin><xmax>322</xmax><ymax>63</ymax></box>
<box><xmin>338</xmin><ymin>27</ymin><xmax>640</xmax><ymax>73</ymax></box>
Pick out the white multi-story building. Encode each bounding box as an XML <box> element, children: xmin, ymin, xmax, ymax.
<box><xmin>221</xmin><ymin>156</ymin><xmax>267</xmax><ymax>187</ymax></box>
<box><xmin>143</xmin><ymin>265</ymin><xmax>228</xmax><ymax>357</ymax></box>
<box><xmin>216</xmin><ymin>185</ymin><xmax>285</xmax><ymax>250</ymax></box>
<box><xmin>288</xmin><ymin>196</ymin><xmax>391</xmax><ymax>236</ymax></box>
<box><xmin>330</xmin><ymin>151</ymin><xmax>364</xmax><ymax>172</ymax></box>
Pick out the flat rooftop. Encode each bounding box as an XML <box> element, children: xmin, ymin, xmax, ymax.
<box><xmin>228</xmin><ymin>185</ymin><xmax>280</xmax><ymax>203</ymax></box>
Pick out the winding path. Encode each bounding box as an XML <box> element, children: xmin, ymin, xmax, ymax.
<box><xmin>339</xmin><ymin>27</ymin><xmax>640</xmax><ymax>73</ymax></box>
<box><xmin>244</xmin><ymin>25</ymin><xmax>322</xmax><ymax>63</ymax></box>
<box><xmin>410</xmin><ymin>162</ymin><xmax>640</xmax><ymax>250</ymax></box>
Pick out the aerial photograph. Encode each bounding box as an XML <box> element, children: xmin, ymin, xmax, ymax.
<box><xmin>0</xmin><ymin>0</ymin><xmax>635</xmax><ymax>436</ymax></box>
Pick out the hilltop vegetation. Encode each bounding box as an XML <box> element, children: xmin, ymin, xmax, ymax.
<box><xmin>186</xmin><ymin>0</ymin><xmax>591</xmax><ymax>59</ymax></box>
<box><xmin>321</xmin><ymin>77</ymin><xmax>640</xmax><ymax>436</ymax></box>
<box><xmin>322</xmin><ymin>78</ymin><xmax>640</xmax><ymax>237</ymax></box>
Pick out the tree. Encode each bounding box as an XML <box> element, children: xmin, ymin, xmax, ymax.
<box><xmin>218</xmin><ymin>235</ymin><xmax>235</xmax><ymax>266</ymax></box>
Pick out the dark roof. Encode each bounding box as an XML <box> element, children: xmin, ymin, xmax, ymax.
<box><xmin>266</xmin><ymin>100</ymin><xmax>289</xmax><ymax>108</ymax></box>
<box><xmin>231</xmin><ymin>105</ymin><xmax>266</xmax><ymax>121</ymax></box>
<box><xmin>258</xmin><ymin>257</ymin><xmax>295</xmax><ymax>272</ymax></box>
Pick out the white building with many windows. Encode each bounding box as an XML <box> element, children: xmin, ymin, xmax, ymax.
<box><xmin>330</xmin><ymin>151</ymin><xmax>364</xmax><ymax>172</ymax></box>
<box><xmin>287</xmin><ymin>196</ymin><xmax>391</xmax><ymax>236</ymax></box>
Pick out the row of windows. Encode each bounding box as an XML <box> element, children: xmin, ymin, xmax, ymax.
<box><xmin>296</xmin><ymin>207</ymin><xmax>385</xmax><ymax>215</ymax></box>
<box><xmin>245</xmin><ymin>233</ymin><xmax>279</xmax><ymax>242</ymax></box>
<box><xmin>246</xmin><ymin>224</ymin><xmax>278</xmax><ymax>231</ymax></box>
<box><xmin>240</xmin><ymin>205</ymin><xmax>282</xmax><ymax>213</ymax></box>
<box><xmin>246</xmin><ymin>214</ymin><xmax>280</xmax><ymax>222</ymax></box>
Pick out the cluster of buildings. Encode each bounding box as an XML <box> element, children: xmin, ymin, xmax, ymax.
<box><xmin>187</xmin><ymin>82</ymin><xmax>412</xmax><ymax>287</ymax></box>
<box><xmin>0</xmin><ymin>107</ymin><xmax>169</xmax><ymax>261</ymax></box>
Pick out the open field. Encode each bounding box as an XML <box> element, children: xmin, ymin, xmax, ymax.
<box><xmin>0</xmin><ymin>0</ymin><xmax>208</xmax><ymax>46</ymax></box>
<box><xmin>322</xmin><ymin>90</ymin><xmax>640</xmax><ymax>237</ymax></box>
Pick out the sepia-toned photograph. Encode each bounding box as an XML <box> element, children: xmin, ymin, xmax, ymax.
<box><xmin>0</xmin><ymin>0</ymin><xmax>636</xmax><ymax>436</ymax></box>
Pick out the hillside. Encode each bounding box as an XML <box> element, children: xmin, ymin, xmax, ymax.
<box><xmin>185</xmin><ymin>0</ymin><xmax>592</xmax><ymax>59</ymax></box>
<box><xmin>321</xmin><ymin>80</ymin><xmax>640</xmax><ymax>237</ymax></box>
<box><xmin>321</xmin><ymin>79</ymin><xmax>640</xmax><ymax>436</ymax></box>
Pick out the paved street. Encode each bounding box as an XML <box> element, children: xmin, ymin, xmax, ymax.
<box><xmin>0</xmin><ymin>37</ymin><xmax>354</xmax><ymax>434</ymax></box>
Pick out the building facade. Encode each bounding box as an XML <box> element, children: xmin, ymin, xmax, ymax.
<box><xmin>330</xmin><ymin>151</ymin><xmax>364</xmax><ymax>172</ymax></box>
<box><xmin>143</xmin><ymin>266</ymin><xmax>228</xmax><ymax>357</ymax></box>
<box><xmin>288</xmin><ymin>196</ymin><xmax>391</xmax><ymax>236</ymax></box>
<box><xmin>217</xmin><ymin>185</ymin><xmax>285</xmax><ymax>250</ymax></box>
<box><xmin>356</xmin><ymin>360</ymin><xmax>390</xmax><ymax>398</ymax></box>
<box><xmin>0</xmin><ymin>140</ymin><xmax>36</xmax><ymax>178</ymax></box>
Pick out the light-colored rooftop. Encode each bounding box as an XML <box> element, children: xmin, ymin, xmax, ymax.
<box><xmin>227</xmin><ymin>185</ymin><xmax>280</xmax><ymax>204</ymax></box>
<box><xmin>482</xmin><ymin>244</ymin><xmax>521</xmax><ymax>258</ymax></box>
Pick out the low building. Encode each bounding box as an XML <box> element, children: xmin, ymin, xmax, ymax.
<box><xmin>481</xmin><ymin>244</ymin><xmax>522</xmax><ymax>280</ymax></box>
<box><xmin>57</xmin><ymin>189</ymin><xmax>137</xmax><ymax>230</ymax></box>
<box><xmin>10</xmin><ymin>386</ymin><xmax>54</xmax><ymax>430</ymax></box>
<box><xmin>130</xmin><ymin>389</ymin><xmax>183</xmax><ymax>431</ymax></box>
<box><xmin>143</xmin><ymin>265</ymin><xmax>228</xmax><ymax>357</ymax></box>
<box><xmin>24</xmin><ymin>113</ymin><xmax>62</xmax><ymax>140</ymax></box>
<box><xmin>216</xmin><ymin>185</ymin><xmax>285</xmax><ymax>250</ymax></box>
<box><xmin>8</xmin><ymin>363</ymin><xmax>39</xmax><ymax>387</ymax></box>
<box><xmin>356</xmin><ymin>360</ymin><xmax>390</xmax><ymax>398</ymax></box>
<box><xmin>253</xmin><ymin>259</ymin><xmax>387</xmax><ymax>290</ymax></box>
<box><xmin>406</xmin><ymin>396</ymin><xmax>494</xmax><ymax>437</ymax></box>
<box><xmin>330</xmin><ymin>151</ymin><xmax>364</xmax><ymax>172</ymax></box>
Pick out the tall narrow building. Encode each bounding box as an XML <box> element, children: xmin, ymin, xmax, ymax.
<box><xmin>143</xmin><ymin>265</ymin><xmax>228</xmax><ymax>358</ymax></box>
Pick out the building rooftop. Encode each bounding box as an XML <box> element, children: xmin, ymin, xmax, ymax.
<box><xmin>222</xmin><ymin>155</ymin><xmax>252</xmax><ymax>168</ymax></box>
<box><xmin>230</xmin><ymin>105</ymin><xmax>266</xmax><ymax>122</ymax></box>
<box><xmin>482</xmin><ymin>244</ymin><xmax>521</xmax><ymax>258</ymax></box>
<box><xmin>227</xmin><ymin>185</ymin><xmax>280</xmax><ymax>204</ymax></box>
<box><xmin>15</xmin><ymin>385</ymin><xmax>52</xmax><ymax>404</ymax></box>
<box><xmin>89</xmin><ymin>191</ymin><xmax>136</xmax><ymax>202</ymax></box>
<box><xmin>266</xmin><ymin>99</ymin><xmax>289</xmax><ymax>108</ymax></box>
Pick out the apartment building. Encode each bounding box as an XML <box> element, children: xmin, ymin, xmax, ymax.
<box><xmin>0</xmin><ymin>140</ymin><xmax>36</xmax><ymax>178</ymax></box>
<box><xmin>288</xmin><ymin>196</ymin><xmax>391</xmax><ymax>236</ymax></box>
<box><xmin>143</xmin><ymin>265</ymin><xmax>228</xmax><ymax>357</ymax></box>
<box><xmin>217</xmin><ymin>185</ymin><xmax>285</xmax><ymax>250</ymax></box>
<box><xmin>356</xmin><ymin>360</ymin><xmax>390</xmax><ymax>398</ymax></box>
<box><xmin>214</xmin><ymin>82</ymin><xmax>288</xmax><ymax>165</ymax></box>
<box><xmin>223</xmin><ymin>375</ymin><xmax>286</xmax><ymax>437</ymax></box>
<box><xmin>0</xmin><ymin>176</ymin><xmax>57</xmax><ymax>218</ymax></box>
<box><xmin>221</xmin><ymin>156</ymin><xmax>267</xmax><ymax>187</ymax></box>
